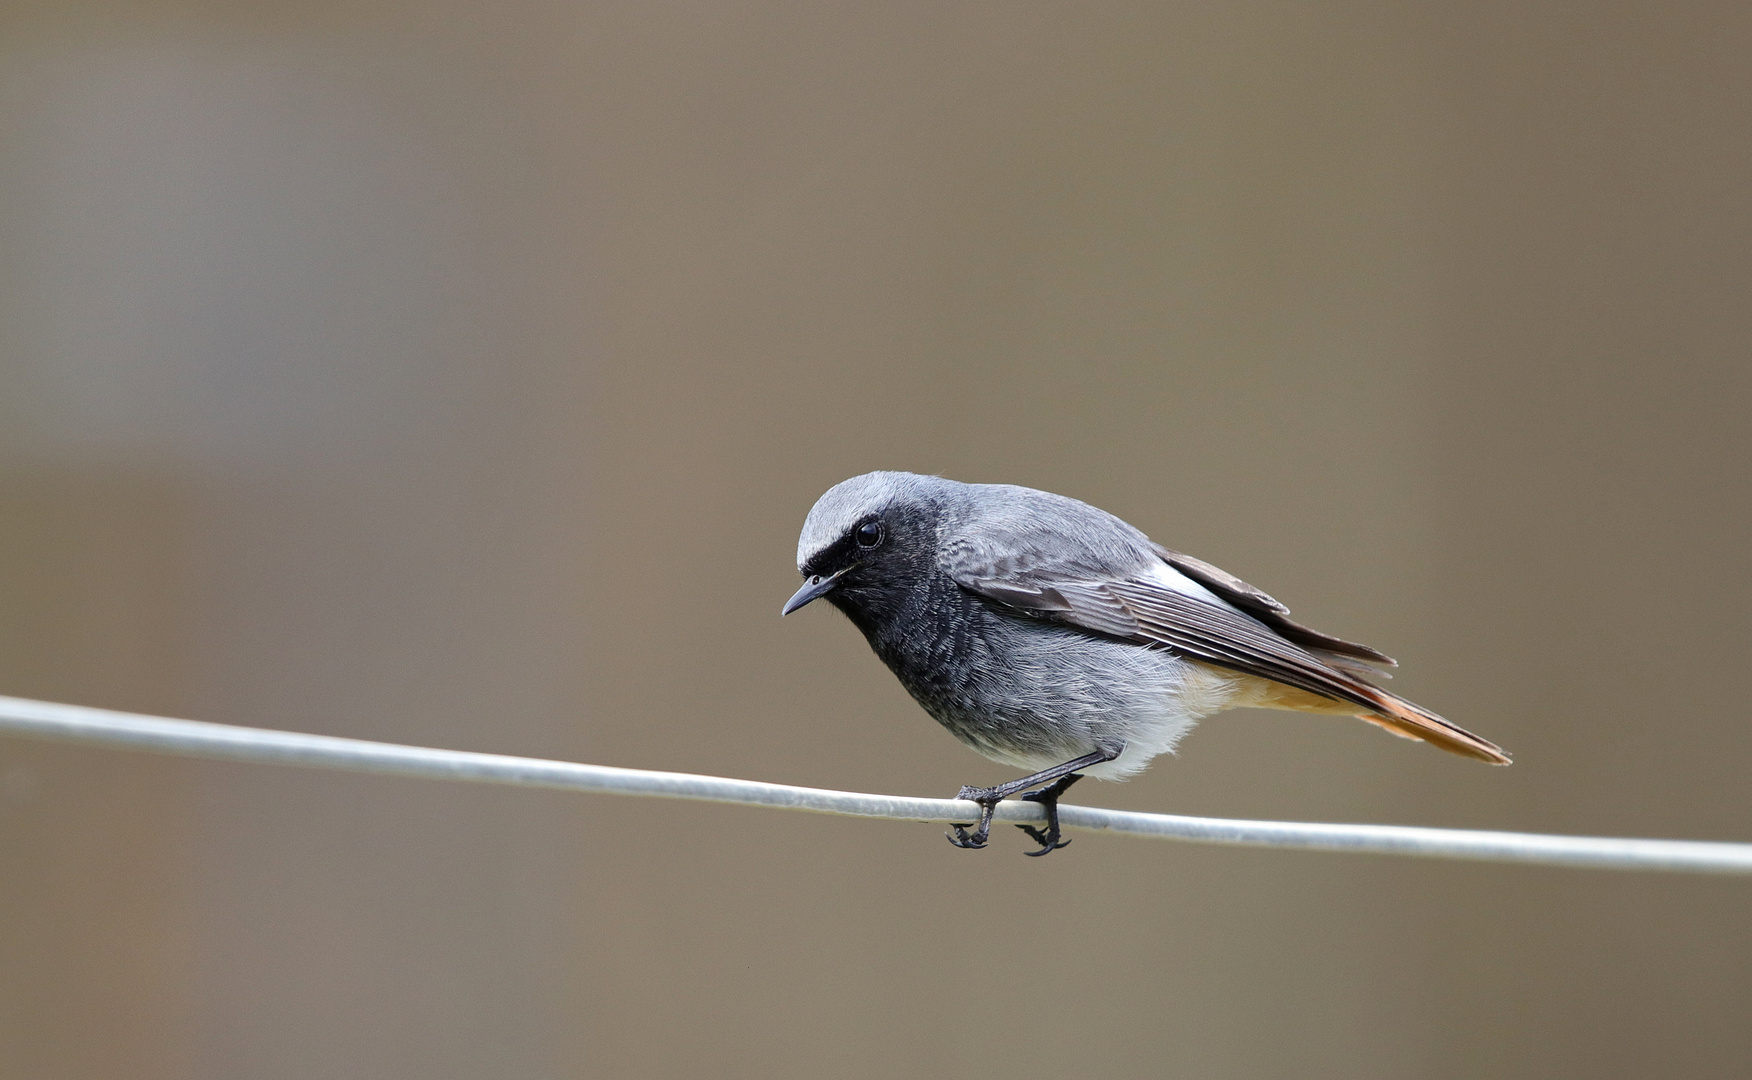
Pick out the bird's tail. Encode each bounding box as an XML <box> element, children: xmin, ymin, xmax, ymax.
<box><xmin>1352</xmin><ymin>686</ymin><xmax>1511</xmax><ymax>765</ymax></box>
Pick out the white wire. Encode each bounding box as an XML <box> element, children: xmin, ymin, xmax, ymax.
<box><xmin>1</xmin><ymin>693</ymin><xmax>1748</xmax><ymax>875</ymax></box>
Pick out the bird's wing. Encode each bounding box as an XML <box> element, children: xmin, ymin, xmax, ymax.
<box><xmin>1149</xmin><ymin>544</ymin><xmax>1397</xmax><ymax>672</ymax></box>
<box><xmin>949</xmin><ymin>553</ymin><xmax>1509</xmax><ymax>764</ymax></box>
<box><xmin>954</xmin><ymin>566</ymin><xmax>1374</xmax><ymax>707</ymax></box>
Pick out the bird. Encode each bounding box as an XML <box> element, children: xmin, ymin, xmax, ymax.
<box><xmin>781</xmin><ymin>471</ymin><xmax>1509</xmax><ymax>856</ymax></box>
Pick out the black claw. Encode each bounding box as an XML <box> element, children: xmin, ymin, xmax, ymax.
<box><xmin>1014</xmin><ymin>773</ymin><xmax>1083</xmax><ymax>857</ymax></box>
<box><xmin>946</xmin><ymin>823</ymin><xmax>989</xmax><ymax>849</ymax></box>
<box><xmin>1014</xmin><ymin>822</ymin><xmax>1071</xmax><ymax>856</ymax></box>
<box><xmin>945</xmin><ymin>791</ymin><xmax>1000</xmax><ymax>849</ymax></box>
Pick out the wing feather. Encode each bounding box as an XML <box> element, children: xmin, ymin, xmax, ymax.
<box><xmin>940</xmin><ymin>489</ymin><xmax>1507</xmax><ymax>763</ymax></box>
<box><xmin>955</xmin><ymin>571</ymin><xmax>1510</xmax><ymax>764</ymax></box>
<box><xmin>1152</xmin><ymin>543</ymin><xmax>1398</xmax><ymax>670</ymax></box>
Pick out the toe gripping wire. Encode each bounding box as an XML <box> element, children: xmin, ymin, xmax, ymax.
<box><xmin>947</xmin><ymin>747</ymin><xmax>1119</xmax><ymax>856</ymax></box>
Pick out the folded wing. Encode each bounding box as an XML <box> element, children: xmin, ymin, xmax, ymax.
<box><xmin>954</xmin><ymin>558</ymin><xmax>1510</xmax><ymax>765</ymax></box>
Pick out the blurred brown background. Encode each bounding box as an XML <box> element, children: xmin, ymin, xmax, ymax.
<box><xmin>2</xmin><ymin>3</ymin><xmax>1749</xmax><ymax>1077</ymax></box>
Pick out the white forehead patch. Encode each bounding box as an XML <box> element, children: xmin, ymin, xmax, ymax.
<box><xmin>796</xmin><ymin>471</ymin><xmax>938</xmax><ymax>569</ymax></box>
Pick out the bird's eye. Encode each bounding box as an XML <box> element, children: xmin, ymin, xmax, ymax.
<box><xmin>855</xmin><ymin>520</ymin><xmax>883</xmax><ymax>547</ymax></box>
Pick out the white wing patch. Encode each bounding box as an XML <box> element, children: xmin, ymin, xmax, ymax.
<box><xmin>1136</xmin><ymin>558</ymin><xmax>1230</xmax><ymax>608</ymax></box>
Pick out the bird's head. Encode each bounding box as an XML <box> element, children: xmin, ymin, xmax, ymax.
<box><xmin>782</xmin><ymin>472</ymin><xmax>949</xmax><ymax>620</ymax></box>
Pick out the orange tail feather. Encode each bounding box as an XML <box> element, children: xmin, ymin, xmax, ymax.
<box><xmin>1354</xmin><ymin>687</ymin><xmax>1511</xmax><ymax>765</ymax></box>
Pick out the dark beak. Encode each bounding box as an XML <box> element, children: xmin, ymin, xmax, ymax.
<box><xmin>781</xmin><ymin>565</ymin><xmax>854</xmax><ymax>616</ymax></box>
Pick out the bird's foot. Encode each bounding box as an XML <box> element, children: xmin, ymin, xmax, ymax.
<box><xmin>946</xmin><ymin>784</ymin><xmax>1002</xmax><ymax>849</ymax></box>
<box><xmin>1014</xmin><ymin>773</ymin><xmax>1083</xmax><ymax>856</ymax></box>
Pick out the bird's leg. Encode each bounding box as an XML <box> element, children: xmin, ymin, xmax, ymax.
<box><xmin>1015</xmin><ymin>773</ymin><xmax>1083</xmax><ymax>856</ymax></box>
<box><xmin>946</xmin><ymin>746</ymin><xmax>1118</xmax><ymax>851</ymax></box>
<box><xmin>945</xmin><ymin>798</ymin><xmax>999</xmax><ymax>849</ymax></box>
